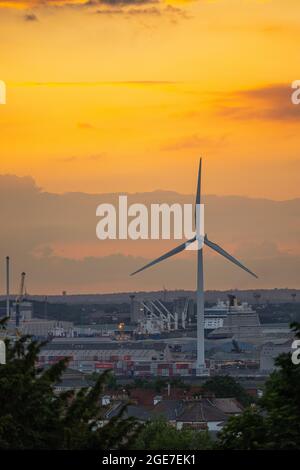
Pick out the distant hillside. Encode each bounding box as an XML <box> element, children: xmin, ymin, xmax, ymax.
<box><xmin>2</xmin><ymin>288</ymin><xmax>298</xmax><ymax>304</ymax></box>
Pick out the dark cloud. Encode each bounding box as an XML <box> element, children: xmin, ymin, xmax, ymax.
<box><xmin>1</xmin><ymin>0</ymin><xmax>159</xmax><ymax>9</ymax></box>
<box><xmin>58</xmin><ymin>154</ymin><xmax>104</xmax><ymax>163</ymax></box>
<box><xmin>77</xmin><ymin>122</ymin><xmax>95</xmax><ymax>129</ymax></box>
<box><xmin>235</xmin><ymin>241</ymin><xmax>284</xmax><ymax>260</ymax></box>
<box><xmin>96</xmin><ymin>0</ymin><xmax>157</xmax><ymax>6</ymax></box>
<box><xmin>162</xmin><ymin>134</ymin><xmax>228</xmax><ymax>151</ymax></box>
<box><xmin>95</xmin><ymin>3</ymin><xmax>189</xmax><ymax>18</ymax></box>
<box><xmin>217</xmin><ymin>84</ymin><xmax>300</xmax><ymax>122</ymax></box>
<box><xmin>24</xmin><ymin>13</ymin><xmax>38</xmax><ymax>22</ymax></box>
<box><xmin>0</xmin><ymin>174</ymin><xmax>39</xmax><ymax>193</ymax></box>
<box><xmin>1</xmin><ymin>0</ymin><xmax>189</xmax><ymax>20</ymax></box>
<box><xmin>0</xmin><ymin>174</ymin><xmax>299</xmax><ymax>292</ymax></box>
<box><xmin>96</xmin><ymin>6</ymin><xmax>161</xmax><ymax>16</ymax></box>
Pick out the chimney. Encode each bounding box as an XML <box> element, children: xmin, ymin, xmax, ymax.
<box><xmin>153</xmin><ymin>395</ymin><xmax>162</xmax><ymax>406</ymax></box>
<box><xmin>228</xmin><ymin>294</ymin><xmax>236</xmax><ymax>308</ymax></box>
<box><xmin>6</xmin><ymin>256</ymin><xmax>10</xmax><ymax>318</ymax></box>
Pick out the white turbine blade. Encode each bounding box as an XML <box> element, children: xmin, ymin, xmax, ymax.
<box><xmin>131</xmin><ymin>236</ymin><xmax>196</xmax><ymax>276</ymax></box>
<box><xmin>195</xmin><ymin>158</ymin><xmax>202</xmax><ymax>228</ymax></box>
<box><xmin>204</xmin><ymin>235</ymin><xmax>258</xmax><ymax>279</ymax></box>
<box><xmin>196</xmin><ymin>158</ymin><xmax>202</xmax><ymax>206</ymax></box>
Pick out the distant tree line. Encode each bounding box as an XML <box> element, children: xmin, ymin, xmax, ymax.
<box><xmin>0</xmin><ymin>300</ymin><xmax>131</xmax><ymax>325</ymax></box>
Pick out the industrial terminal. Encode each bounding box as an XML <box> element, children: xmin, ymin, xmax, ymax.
<box><xmin>1</xmin><ymin>264</ymin><xmax>295</xmax><ymax>380</ymax></box>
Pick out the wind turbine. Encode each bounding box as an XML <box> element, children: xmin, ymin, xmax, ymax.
<box><xmin>131</xmin><ymin>158</ymin><xmax>258</xmax><ymax>375</ymax></box>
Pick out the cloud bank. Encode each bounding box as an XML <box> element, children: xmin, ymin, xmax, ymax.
<box><xmin>0</xmin><ymin>174</ymin><xmax>299</xmax><ymax>293</ymax></box>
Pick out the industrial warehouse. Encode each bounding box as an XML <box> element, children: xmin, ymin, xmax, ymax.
<box><xmin>38</xmin><ymin>339</ymin><xmax>175</xmax><ymax>376</ymax></box>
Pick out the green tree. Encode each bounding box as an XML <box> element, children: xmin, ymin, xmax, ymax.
<box><xmin>131</xmin><ymin>417</ymin><xmax>214</xmax><ymax>450</ymax></box>
<box><xmin>0</xmin><ymin>334</ymin><xmax>140</xmax><ymax>449</ymax></box>
<box><xmin>88</xmin><ymin>371</ymin><xmax>119</xmax><ymax>390</ymax></box>
<box><xmin>216</xmin><ymin>407</ymin><xmax>267</xmax><ymax>450</ymax></box>
<box><xmin>132</xmin><ymin>378</ymin><xmax>151</xmax><ymax>389</ymax></box>
<box><xmin>218</xmin><ymin>323</ymin><xmax>300</xmax><ymax>450</ymax></box>
<box><xmin>202</xmin><ymin>375</ymin><xmax>253</xmax><ymax>407</ymax></box>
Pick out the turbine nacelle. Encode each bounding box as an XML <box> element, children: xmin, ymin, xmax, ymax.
<box><xmin>184</xmin><ymin>234</ymin><xmax>204</xmax><ymax>251</ymax></box>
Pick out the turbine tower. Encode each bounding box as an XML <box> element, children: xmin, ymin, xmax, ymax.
<box><xmin>131</xmin><ymin>158</ymin><xmax>258</xmax><ymax>375</ymax></box>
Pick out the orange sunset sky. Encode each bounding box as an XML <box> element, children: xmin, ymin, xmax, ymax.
<box><xmin>0</xmin><ymin>0</ymin><xmax>300</xmax><ymax>198</ymax></box>
<box><xmin>0</xmin><ymin>0</ymin><xmax>300</xmax><ymax>293</ymax></box>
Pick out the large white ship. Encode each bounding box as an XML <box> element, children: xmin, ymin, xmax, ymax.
<box><xmin>204</xmin><ymin>300</ymin><xmax>228</xmax><ymax>336</ymax></box>
<box><xmin>205</xmin><ymin>295</ymin><xmax>261</xmax><ymax>340</ymax></box>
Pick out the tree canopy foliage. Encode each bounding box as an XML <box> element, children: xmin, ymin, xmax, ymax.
<box><xmin>0</xmin><ymin>334</ymin><xmax>140</xmax><ymax>449</ymax></box>
<box><xmin>132</xmin><ymin>417</ymin><xmax>213</xmax><ymax>450</ymax></box>
<box><xmin>202</xmin><ymin>375</ymin><xmax>253</xmax><ymax>407</ymax></box>
<box><xmin>218</xmin><ymin>322</ymin><xmax>300</xmax><ymax>449</ymax></box>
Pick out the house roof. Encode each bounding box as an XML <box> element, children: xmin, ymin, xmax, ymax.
<box><xmin>210</xmin><ymin>398</ymin><xmax>243</xmax><ymax>414</ymax></box>
<box><xmin>60</xmin><ymin>367</ymin><xmax>86</xmax><ymax>379</ymax></box>
<box><xmin>129</xmin><ymin>389</ymin><xmax>158</xmax><ymax>406</ymax></box>
<box><xmin>150</xmin><ymin>400</ymin><xmax>185</xmax><ymax>421</ymax></box>
<box><xmin>176</xmin><ymin>399</ymin><xmax>228</xmax><ymax>423</ymax></box>
<box><xmin>55</xmin><ymin>378</ymin><xmax>90</xmax><ymax>389</ymax></box>
<box><xmin>128</xmin><ymin>387</ymin><xmax>203</xmax><ymax>406</ymax></box>
<box><xmin>107</xmin><ymin>403</ymin><xmax>152</xmax><ymax>421</ymax></box>
<box><xmin>54</xmin><ymin>368</ymin><xmax>90</xmax><ymax>389</ymax></box>
<box><xmin>105</xmin><ymin>398</ymin><xmax>233</xmax><ymax>424</ymax></box>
